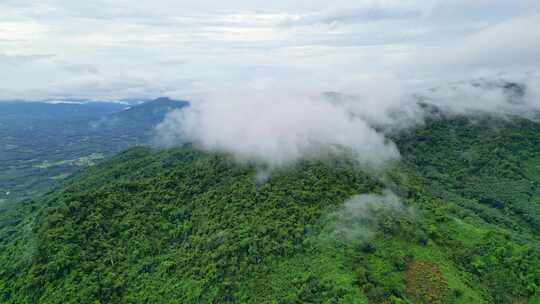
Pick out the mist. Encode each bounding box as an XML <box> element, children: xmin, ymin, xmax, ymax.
<box><xmin>156</xmin><ymin>74</ymin><xmax>540</xmax><ymax>169</ymax></box>
<box><xmin>156</xmin><ymin>81</ymin><xmax>401</xmax><ymax>168</ymax></box>
<box><xmin>322</xmin><ymin>190</ymin><xmax>411</xmax><ymax>242</ymax></box>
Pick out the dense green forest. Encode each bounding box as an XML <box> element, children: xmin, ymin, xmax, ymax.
<box><xmin>1</xmin><ymin>115</ymin><xmax>540</xmax><ymax>303</ymax></box>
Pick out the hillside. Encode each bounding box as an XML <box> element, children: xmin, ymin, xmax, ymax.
<box><xmin>0</xmin><ymin>98</ymin><xmax>189</xmax><ymax>204</ymax></box>
<box><xmin>92</xmin><ymin>97</ymin><xmax>189</xmax><ymax>131</ymax></box>
<box><xmin>1</xmin><ymin>116</ymin><xmax>540</xmax><ymax>303</ymax></box>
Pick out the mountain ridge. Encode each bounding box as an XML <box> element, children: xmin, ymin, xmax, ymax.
<box><xmin>1</xmin><ymin>114</ymin><xmax>539</xmax><ymax>303</ymax></box>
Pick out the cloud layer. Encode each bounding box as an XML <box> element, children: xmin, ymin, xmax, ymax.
<box><xmin>1</xmin><ymin>1</ymin><xmax>539</xmax><ymax>99</ymax></box>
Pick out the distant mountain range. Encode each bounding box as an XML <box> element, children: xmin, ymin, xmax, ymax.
<box><xmin>92</xmin><ymin>97</ymin><xmax>189</xmax><ymax>130</ymax></box>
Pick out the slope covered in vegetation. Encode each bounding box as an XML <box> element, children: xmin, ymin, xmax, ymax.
<box><xmin>1</xmin><ymin>116</ymin><xmax>540</xmax><ymax>304</ymax></box>
<box><xmin>0</xmin><ymin>97</ymin><xmax>188</xmax><ymax>204</ymax></box>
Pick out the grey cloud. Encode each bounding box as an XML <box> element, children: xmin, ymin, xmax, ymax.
<box><xmin>1</xmin><ymin>0</ymin><xmax>540</xmax><ymax>102</ymax></box>
<box><xmin>36</xmin><ymin>74</ymin><xmax>179</xmax><ymax>100</ymax></box>
<box><xmin>61</xmin><ymin>64</ymin><xmax>100</xmax><ymax>75</ymax></box>
<box><xmin>0</xmin><ymin>54</ymin><xmax>54</xmax><ymax>66</ymax></box>
<box><xmin>455</xmin><ymin>15</ymin><xmax>540</xmax><ymax>68</ymax></box>
<box><xmin>281</xmin><ymin>7</ymin><xmax>422</xmax><ymax>28</ymax></box>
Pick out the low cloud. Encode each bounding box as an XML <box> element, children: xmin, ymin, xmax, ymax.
<box><xmin>323</xmin><ymin>190</ymin><xmax>411</xmax><ymax>242</ymax></box>
<box><xmin>156</xmin><ymin>82</ymin><xmax>400</xmax><ymax>168</ymax></box>
<box><xmin>405</xmin><ymin>76</ymin><xmax>540</xmax><ymax>124</ymax></box>
<box><xmin>156</xmin><ymin>74</ymin><xmax>540</xmax><ymax>168</ymax></box>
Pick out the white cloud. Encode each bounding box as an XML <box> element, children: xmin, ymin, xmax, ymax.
<box><xmin>404</xmin><ymin>14</ymin><xmax>540</xmax><ymax>79</ymax></box>
<box><xmin>0</xmin><ymin>0</ymin><xmax>539</xmax><ymax>99</ymax></box>
<box><xmin>156</xmin><ymin>74</ymin><xmax>540</xmax><ymax>168</ymax></box>
<box><xmin>0</xmin><ymin>53</ymin><xmax>54</xmax><ymax>66</ymax></box>
<box><xmin>156</xmin><ymin>81</ymin><xmax>400</xmax><ymax>168</ymax></box>
<box><xmin>324</xmin><ymin>190</ymin><xmax>411</xmax><ymax>242</ymax></box>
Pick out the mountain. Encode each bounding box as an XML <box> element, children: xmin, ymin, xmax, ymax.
<box><xmin>0</xmin><ymin>97</ymin><xmax>189</xmax><ymax>204</ymax></box>
<box><xmin>111</xmin><ymin>97</ymin><xmax>189</xmax><ymax>125</ymax></box>
<box><xmin>1</xmin><ymin>115</ymin><xmax>539</xmax><ymax>304</ymax></box>
<box><xmin>92</xmin><ymin>97</ymin><xmax>189</xmax><ymax>131</ymax></box>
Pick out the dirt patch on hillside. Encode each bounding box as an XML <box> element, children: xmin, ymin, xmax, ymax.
<box><xmin>405</xmin><ymin>261</ymin><xmax>452</xmax><ymax>304</ymax></box>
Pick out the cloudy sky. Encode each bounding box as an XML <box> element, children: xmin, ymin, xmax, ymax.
<box><xmin>1</xmin><ymin>0</ymin><xmax>539</xmax><ymax>100</ymax></box>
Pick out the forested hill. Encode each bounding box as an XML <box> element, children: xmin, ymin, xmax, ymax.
<box><xmin>1</xmin><ymin>116</ymin><xmax>540</xmax><ymax>303</ymax></box>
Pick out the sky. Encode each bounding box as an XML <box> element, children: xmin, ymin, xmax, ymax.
<box><xmin>1</xmin><ymin>0</ymin><xmax>540</xmax><ymax>100</ymax></box>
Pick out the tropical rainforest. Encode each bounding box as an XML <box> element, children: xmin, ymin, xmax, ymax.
<box><xmin>1</xmin><ymin>111</ymin><xmax>540</xmax><ymax>304</ymax></box>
